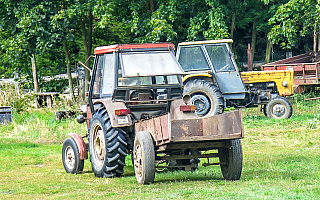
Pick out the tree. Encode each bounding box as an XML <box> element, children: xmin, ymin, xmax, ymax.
<box><xmin>0</xmin><ymin>0</ymin><xmax>56</xmax><ymax>92</ymax></box>
<box><xmin>51</xmin><ymin>2</ymin><xmax>79</xmax><ymax>101</ymax></box>
<box><xmin>268</xmin><ymin>0</ymin><xmax>319</xmax><ymax>53</ymax></box>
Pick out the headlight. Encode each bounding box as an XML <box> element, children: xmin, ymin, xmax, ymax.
<box><xmin>282</xmin><ymin>81</ymin><xmax>288</xmax><ymax>87</ymax></box>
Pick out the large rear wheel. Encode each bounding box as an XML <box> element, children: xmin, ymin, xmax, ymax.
<box><xmin>89</xmin><ymin>107</ymin><xmax>127</xmax><ymax>178</ymax></box>
<box><xmin>183</xmin><ymin>79</ymin><xmax>224</xmax><ymax>117</ymax></box>
<box><xmin>219</xmin><ymin>139</ymin><xmax>243</xmax><ymax>180</ymax></box>
<box><xmin>133</xmin><ymin>131</ymin><xmax>155</xmax><ymax>184</ymax></box>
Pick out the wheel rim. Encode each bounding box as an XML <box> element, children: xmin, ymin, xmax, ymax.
<box><xmin>92</xmin><ymin>125</ymin><xmax>105</xmax><ymax>167</ymax></box>
<box><xmin>271</xmin><ymin>103</ymin><xmax>286</xmax><ymax>118</ymax></box>
<box><xmin>64</xmin><ymin>146</ymin><xmax>75</xmax><ymax>170</ymax></box>
<box><xmin>191</xmin><ymin>94</ymin><xmax>211</xmax><ymax>116</ymax></box>
<box><xmin>134</xmin><ymin>142</ymin><xmax>143</xmax><ymax>178</ymax></box>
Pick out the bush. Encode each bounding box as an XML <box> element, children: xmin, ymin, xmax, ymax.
<box><xmin>39</xmin><ymin>78</ymin><xmax>78</xmax><ymax>93</ymax></box>
<box><xmin>0</xmin><ymin>83</ymin><xmax>35</xmax><ymax>113</ymax></box>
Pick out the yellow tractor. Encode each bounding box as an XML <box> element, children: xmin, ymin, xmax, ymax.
<box><xmin>176</xmin><ymin>39</ymin><xmax>294</xmax><ymax>119</ymax></box>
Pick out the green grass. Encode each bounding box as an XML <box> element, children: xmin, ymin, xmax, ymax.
<box><xmin>0</xmin><ymin>98</ymin><xmax>320</xmax><ymax>199</ymax></box>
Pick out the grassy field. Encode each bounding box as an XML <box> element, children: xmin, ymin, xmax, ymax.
<box><xmin>0</xmin><ymin>97</ymin><xmax>319</xmax><ymax>199</ymax></box>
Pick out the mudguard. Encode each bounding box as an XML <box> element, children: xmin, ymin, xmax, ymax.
<box><xmin>67</xmin><ymin>133</ymin><xmax>88</xmax><ymax>160</ymax></box>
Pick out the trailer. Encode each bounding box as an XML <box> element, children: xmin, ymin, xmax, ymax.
<box><xmin>262</xmin><ymin>51</ymin><xmax>320</xmax><ymax>94</ymax></box>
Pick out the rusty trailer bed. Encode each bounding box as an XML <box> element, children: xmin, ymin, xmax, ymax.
<box><xmin>135</xmin><ymin>110</ymin><xmax>243</xmax><ymax>147</ymax></box>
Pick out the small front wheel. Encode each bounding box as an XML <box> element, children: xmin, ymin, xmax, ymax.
<box><xmin>265</xmin><ymin>96</ymin><xmax>292</xmax><ymax>119</ymax></box>
<box><xmin>133</xmin><ymin>131</ymin><xmax>155</xmax><ymax>184</ymax></box>
<box><xmin>219</xmin><ymin>139</ymin><xmax>243</xmax><ymax>180</ymax></box>
<box><xmin>62</xmin><ymin>138</ymin><xmax>84</xmax><ymax>174</ymax></box>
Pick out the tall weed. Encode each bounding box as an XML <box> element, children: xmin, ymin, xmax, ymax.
<box><xmin>0</xmin><ymin>83</ymin><xmax>35</xmax><ymax>113</ymax></box>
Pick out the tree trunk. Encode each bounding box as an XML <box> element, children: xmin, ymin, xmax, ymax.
<box><xmin>265</xmin><ymin>38</ymin><xmax>272</xmax><ymax>64</ymax></box>
<box><xmin>149</xmin><ymin>0</ymin><xmax>154</xmax><ymax>11</ymax></box>
<box><xmin>80</xmin><ymin>11</ymin><xmax>93</xmax><ymax>100</ymax></box>
<box><xmin>318</xmin><ymin>29</ymin><xmax>320</xmax><ymax>53</ymax></box>
<box><xmin>313</xmin><ymin>23</ymin><xmax>317</xmax><ymax>54</ymax></box>
<box><xmin>63</xmin><ymin>38</ymin><xmax>75</xmax><ymax>102</ymax></box>
<box><xmin>251</xmin><ymin>19</ymin><xmax>257</xmax><ymax>64</ymax></box>
<box><xmin>230</xmin><ymin>12</ymin><xmax>236</xmax><ymax>50</ymax></box>
<box><xmin>31</xmin><ymin>54</ymin><xmax>39</xmax><ymax>93</ymax></box>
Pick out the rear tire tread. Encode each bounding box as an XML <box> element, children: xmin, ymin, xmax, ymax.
<box><xmin>184</xmin><ymin>79</ymin><xmax>224</xmax><ymax>116</ymax></box>
<box><xmin>89</xmin><ymin>108</ymin><xmax>127</xmax><ymax>178</ymax></box>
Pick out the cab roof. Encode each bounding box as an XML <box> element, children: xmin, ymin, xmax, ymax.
<box><xmin>178</xmin><ymin>39</ymin><xmax>233</xmax><ymax>46</ymax></box>
<box><xmin>94</xmin><ymin>43</ymin><xmax>175</xmax><ymax>55</ymax></box>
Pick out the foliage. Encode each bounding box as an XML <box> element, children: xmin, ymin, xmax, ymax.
<box><xmin>268</xmin><ymin>0</ymin><xmax>320</xmax><ymax>49</ymax></box>
<box><xmin>39</xmin><ymin>78</ymin><xmax>77</xmax><ymax>93</ymax></box>
<box><xmin>1</xmin><ymin>0</ymin><xmax>320</xmax><ymax>95</ymax></box>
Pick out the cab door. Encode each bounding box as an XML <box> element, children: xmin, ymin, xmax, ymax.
<box><xmin>204</xmin><ymin>44</ymin><xmax>246</xmax><ymax>99</ymax></box>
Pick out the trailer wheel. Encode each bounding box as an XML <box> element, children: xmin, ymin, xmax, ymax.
<box><xmin>133</xmin><ymin>131</ymin><xmax>155</xmax><ymax>184</ymax></box>
<box><xmin>219</xmin><ymin>139</ymin><xmax>243</xmax><ymax>180</ymax></box>
<box><xmin>265</xmin><ymin>96</ymin><xmax>292</xmax><ymax>119</ymax></box>
<box><xmin>62</xmin><ymin>138</ymin><xmax>84</xmax><ymax>174</ymax></box>
<box><xmin>183</xmin><ymin>79</ymin><xmax>224</xmax><ymax>117</ymax></box>
<box><xmin>89</xmin><ymin>108</ymin><xmax>127</xmax><ymax>178</ymax></box>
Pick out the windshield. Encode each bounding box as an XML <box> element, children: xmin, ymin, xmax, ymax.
<box><xmin>120</xmin><ymin>51</ymin><xmax>184</xmax><ymax>77</ymax></box>
<box><xmin>205</xmin><ymin>44</ymin><xmax>236</xmax><ymax>72</ymax></box>
<box><xmin>118</xmin><ymin>60</ymin><xmax>180</xmax><ymax>86</ymax></box>
<box><xmin>178</xmin><ymin>46</ymin><xmax>210</xmax><ymax>71</ymax></box>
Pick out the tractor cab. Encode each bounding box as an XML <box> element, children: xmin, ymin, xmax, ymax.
<box><xmin>89</xmin><ymin>43</ymin><xmax>185</xmax><ymax>121</ymax></box>
<box><xmin>177</xmin><ymin>39</ymin><xmax>246</xmax><ymax>100</ymax></box>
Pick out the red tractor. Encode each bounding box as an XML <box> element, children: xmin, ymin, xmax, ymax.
<box><xmin>62</xmin><ymin>43</ymin><xmax>244</xmax><ymax>184</ymax></box>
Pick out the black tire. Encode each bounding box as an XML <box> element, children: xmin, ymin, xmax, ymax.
<box><xmin>133</xmin><ymin>131</ymin><xmax>155</xmax><ymax>184</ymax></box>
<box><xmin>89</xmin><ymin>107</ymin><xmax>127</xmax><ymax>178</ymax></box>
<box><xmin>62</xmin><ymin>138</ymin><xmax>84</xmax><ymax>174</ymax></box>
<box><xmin>183</xmin><ymin>79</ymin><xmax>224</xmax><ymax>117</ymax></box>
<box><xmin>262</xmin><ymin>105</ymin><xmax>267</xmax><ymax>117</ymax></box>
<box><xmin>265</xmin><ymin>96</ymin><xmax>293</xmax><ymax>119</ymax></box>
<box><xmin>219</xmin><ymin>139</ymin><xmax>243</xmax><ymax>180</ymax></box>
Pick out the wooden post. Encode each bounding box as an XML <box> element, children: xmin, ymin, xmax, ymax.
<box><xmin>31</xmin><ymin>54</ymin><xmax>39</xmax><ymax>93</ymax></box>
<box><xmin>13</xmin><ymin>72</ymin><xmax>20</xmax><ymax>96</ymax></box>
<box><xmin>247</xmin><ymin>44</ymin><xmax>253</xmax><ymax>71</ymax></box>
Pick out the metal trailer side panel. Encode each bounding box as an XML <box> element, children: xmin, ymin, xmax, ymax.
<box><xmin>135</xmin><ymin>110</ymin><xmax>243</xmax><ymax>145</ymax></box>
<box><xmin>171</xmin><ymin>110</ymin><xmax>243</xmax><ymax>142</ymax></box>
<box><xmin>135</xmin><ymin>114</ymin><xmax>170</xmax><ymax>146</ymax></box>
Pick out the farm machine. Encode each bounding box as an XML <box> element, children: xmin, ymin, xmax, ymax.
<box><xmin>176</xmin><ymin>39</ymin><xmax>294</xmax><ymax>119</ymax></box>
<box><xmin>62</xmin><ymin>43</ymin><xmax>244</xmax><ymax>184</ymax></box>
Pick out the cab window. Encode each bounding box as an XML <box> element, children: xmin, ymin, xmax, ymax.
<box><xmin>92</xmin><ymin>55</ymin><xmax>104</xmax><ymax>95</ymax></box>
<box><xmin>178</xmin><ymin>46</ymin><xmax>210</xmax><ymax>71</ymax></box>
<box><xmin>101</xmin><ymin>53</ymin><xmax>115</xmax><ymax>94</ymax></box>
<box><xmin>205</xmin><ymin>45</ymin><xmax>236</xmax><ymax>72</ymax></box>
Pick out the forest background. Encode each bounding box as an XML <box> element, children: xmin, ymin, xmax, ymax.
<box><xmin>1</xmin><ymin>0</ymin><xmax>320</xmax><ymax>99</ymax></box>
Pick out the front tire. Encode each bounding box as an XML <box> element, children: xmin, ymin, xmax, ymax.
<box><xmin>265</xmin><ymin>96</ymin><xmax>292</xmax><ymax>119</ymax></box>
<box><xmin>219</xmin><ymin>139</ymin><xmax>243</xmax><ymax>180</ymax></box>
<box><xmin>133</xmin><ymin>131</ymin><xmax>155</xmax><ymax>184</ymax></box>
<box><xmin>183</xmin><ymin>79</ymin><xmax>224</xmax><ymax>117</ymax></box>
<box><xmin>62</xmin><ymin>138</ymin><xmax>84</xmax><ymax>174</ymax></box>
<box><xmin>89</xmin><ymin>108</ymin><xmax>127</xmax><ymax>178</ymax></box>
